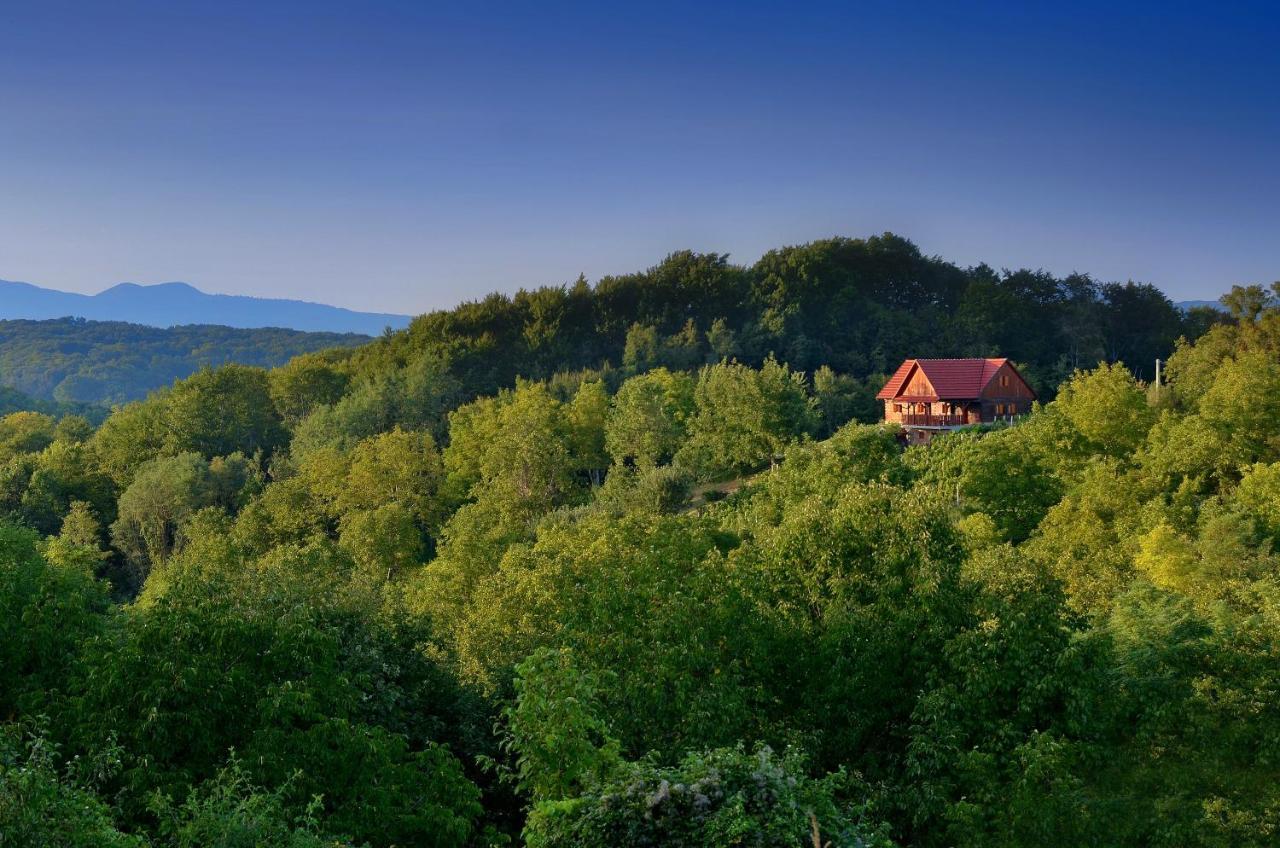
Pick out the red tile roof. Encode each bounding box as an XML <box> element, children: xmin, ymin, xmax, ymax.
<box><xmin>875</xmin><ymin>360</ymin><xmax>916</xmax><ymax>400</ymax></box>
<box><xmin>877</xmin><ymin>358</ymin><xmax>1014</xmax><ymax>401</ymax></box>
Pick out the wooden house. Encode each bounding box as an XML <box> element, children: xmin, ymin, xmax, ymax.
<box><xmin>877</xmin><ymin>358</ymin><xmax>1036</xmax><ymax>444</ymax></box>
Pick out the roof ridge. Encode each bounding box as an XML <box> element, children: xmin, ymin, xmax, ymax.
<box><xmin>877</xmin><ymin>356</ymin><xmax>1035</xmax><ymax>403</ymax></box>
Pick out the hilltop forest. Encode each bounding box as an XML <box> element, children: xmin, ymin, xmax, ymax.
<box><xmin>1</xmin><ymin>234</ymin><xmax>1213</xmax><ymax>410</ymax></box>
<box><xmin>4</xmin><ymin>233</ymin><xmax>1277</xmax><ymax>847</ymax></box>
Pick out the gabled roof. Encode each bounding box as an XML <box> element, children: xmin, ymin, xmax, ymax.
<box><xmin>877</xmin><ymin>358</ymin><xmax>1023</xmax><ymax>401</ymax></box>
<box><xmin>876</xmin><ymin>360</ymin><xmax>916</xmax><ymax>400</ymax></box>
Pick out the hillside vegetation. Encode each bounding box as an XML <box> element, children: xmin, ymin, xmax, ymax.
<box><xmin>0</xmin><ymin>318</ymin><xmax>368</xmax><ymax>404</ymax></box>
<box><xmin>0</xmin><ymin>234</ymin><xmax>1220</xmax><ymax>410</ymax></box>
<box><xmin>351</xmin><ymin>233</ymin><xmax>1218</xmax><ymax>401</ymax></box>
<box><xmin>1</xmin><ymin>235</ymin><xmax>1274</xmax><ymax>847</ymax></box>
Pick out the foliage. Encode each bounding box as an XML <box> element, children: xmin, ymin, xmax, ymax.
<box><xmin>148</xmin><ymin>755</ymin><xmax>353</xmax><ymax>848</ymax></box>
<box><xmin>676</xmin><ymin>358</ymin><xmax>818</xmax><ymax>478</ymax></box>
<box><xmin>71</xmin><ymin>541</ymin><xmax>484</xmax><ymax>847</ymax></box>
<box><xmin>162</xmin><ymin>365</ymin><xmax>287</xmax><ymax>460</ymax></box>
<box><xmin>524</xmin><ymin>744</ymin><xmax>894</xmax><ymax>848</ymax></box>
<box><xmin>0</xmin><ymin>525</ymin><xmax>110</xmax><ymax>717</ymax></box>
<box><xmin>1053</xmin><ymin>362</ymin><xmax>1155</xmax><ymax>456</ymax></box>
<box><xmin>0</xmin><ymin>242</ymin><xmax>1273</xmax><ymax>846</ymax></box>
<box><xmin>604</xmin><ymin>367</ymin><xmax>694</xmax><ymax>468</ymax></box>
<box><xmin>0</xmin><ymin>723</ymin><xmax>142</xmax><ymax>848</ymax></box>
<box><xmin>110</xmin><ymin>452</ymin><xmax>258</xmax><ymax>583</ymax></box>
<box><xmin>353</xmin><ymin>235</ymin><xmax>1196</xmax><ymax>404</ymax></box>
<box><xmin>504</xmin><ymin>649</ymin><xmax>893</xmax><ymax>847</ymax></box>
<box><xmin>498</xmin><ymin>648</ymin><xmax>623</xmax><ymax>801</ymax></box>
<box><xmin>0</xmin><ymin>317</ymin><xmax>364</xmax><ymax>405</ymax></box>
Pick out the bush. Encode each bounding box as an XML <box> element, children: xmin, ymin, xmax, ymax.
<box><xmin>525</xmin><ymin>744</ymin><xmax>893</xmax><ymax>848</ymax></box>
<box><xmin>595</xmin><ymin>464</ymin><xmax>694</xmax><ymax>514</ymax></box>
<box><xmin>149</xmin><ymin>756</ymin><xmax>353</xmax><ymax>848</ymax></box>
<box><xmin>0</xmin><ymin>723</ymin><xmax>142</xmax><ymax>848</ymax></box>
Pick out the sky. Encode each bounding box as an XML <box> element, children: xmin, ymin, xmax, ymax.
<box><xmin>0</xmin><ymin>0</ymin><xmax>1276</xmax><ymax>314</ymax></box>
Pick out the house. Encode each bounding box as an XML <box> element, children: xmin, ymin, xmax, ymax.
<box><xmin>877</xmin><ymin>357</ymin><xmax>1036</xmax><ymax>444</ymax></box>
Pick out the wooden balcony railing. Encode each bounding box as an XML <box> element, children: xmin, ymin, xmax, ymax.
<box><xmin>901</xmin><ymin>414</ymin><xmax>967</xmax><ymax>426</ymax></box>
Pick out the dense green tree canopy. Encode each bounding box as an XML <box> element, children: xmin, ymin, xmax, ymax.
<box><xmin>0</xmin><ymin>317</ymin><xmax>364</xmax><ymax>405</ymax></box>
<box><xmin>0</xmin><ymin>241</ymin><xmax>1273</xmax><ymax>847</ymax></box>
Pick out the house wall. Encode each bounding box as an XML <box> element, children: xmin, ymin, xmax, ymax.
<box><xmin>901</xmin><ymin>366</ymin><xmax>935</xmax><ymax>398</ymax></box>
<box><xmin>978</xmin><ymin>362</ymin><xmax>1035</xmax><ymax>419</ymax></box>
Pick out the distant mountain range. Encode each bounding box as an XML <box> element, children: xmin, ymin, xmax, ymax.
<box><xmin>1176</xmin><ymin>299</ymin><xmax>1226</xmax><ymax>312</ymax></box>
<box><xmin>0</xmin><ymin>279</ymin><xmax>412</xmax><ymax>335</ymax></box>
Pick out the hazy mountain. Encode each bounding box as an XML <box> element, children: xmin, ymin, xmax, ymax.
<box><xmin>0</xmin><ymin>279</ymin><xmax>412</xmax><ymax>335</ymax></box>
<box><xmin>1176</xmin><ymin>299</ymin><xmax>1226</xmax><ymax>312</ymax></box>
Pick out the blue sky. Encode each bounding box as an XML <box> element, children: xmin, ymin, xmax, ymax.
<box><xmin>0</xmin><ymin>1</ymin><xmax>1275</xmax><ymax>313</ymax></box>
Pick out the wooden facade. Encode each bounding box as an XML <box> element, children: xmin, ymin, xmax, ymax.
<box><xmin>877</xmin><ymin>358</ymin><xmax>1035</xmax><ymax>443</ymax></box>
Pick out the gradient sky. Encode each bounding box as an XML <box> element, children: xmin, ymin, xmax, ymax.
<box><xmin>1</xmin><ymin>1</ymin><xmax>1276</xmax><ymax>314</ymax></box>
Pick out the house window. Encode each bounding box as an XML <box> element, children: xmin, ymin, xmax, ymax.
<box><xmin>1000</xmin><ymin>374</ymin><xmax>1009</xmax><ymax>388</ymax></box>
<box><xmin>996</xmin><ymin>403</ymin><xmax>1005</xmax><ymax>415</ymax></box>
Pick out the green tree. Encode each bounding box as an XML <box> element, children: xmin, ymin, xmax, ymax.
<box><xmin>524</xmin><ymin>744</ymin><xmax>893</xmax><ymax>848</ymax></box>
<box><xmin>453</xmin><ymin>511</ymin><xmax>764</xmax><ymax>752</ymax></box>
<box><xmin>1220</xmin><ymin>283</ymin><xmax>1275</xmax><ymax>323</ymax></box>
<box><xmin>566</xmin><ymin>380</ymin><xmax>610</xmax><ymax>486</ymax></box>
<box><xmin>501</xmin><ymin>651</ymin><xmax>891</xmax><ymax>848</ymax></box>
<box><xmin>704</xmin><ymin>317</ymin><xmax>739</xmax><ymax>362</ymax></box>
<box><xmin>1052</xmin><ymin>362</ymin><xmax>1154</xmax><ymax>456</ymax></box>
<box><xmin>336</xmin><ymin>427</ymin><xmax>446</xmax><ymax>533</ymax></box>
<box><xmin>0</xmin><ymin>525</ymin><xmax>110</xmax><ymax>717</ymax></box>
<box><xmin>498</xmin><ymin>647</ymin><xmax>622</xmax><ymax>802</ymax></box>
<box><xmin>676</xmin><ymin>358</ymin><xmax>818</xmax><ymax>478</ymax></box>
<box><xmin>338</xmin><ymin>503</ymin><xmax>425</xmax><ymax>578</ymax></box>
<box><xmin>659</xmin><ymin>318</ymin><xmax>703</xmax><ymax>370</ymax></box>
<box><xmin>88</xmin><ymin>393</ymin><xmax>170</xmax><ymax>486</ymax></box>
<box><xmin>163</xmin><ymin>365</ymin><xmax>287</xmax><ymax>460</ymax></box>
<box><xmin>269</xmin><ymin>352</ymin><xmax>352</xmax><ymax>427</ymax></box>
<box><xmin>109</xmin><ymin>453</ymin><xmax>247</xmax><ymax>582</ymax></box>
<box><xmin>0</xmin><ymin>411</ymin><xmax>56</xmax><ymax>461</ymax></box>
<box><xmin>72</xmin><ymin>544</ymin><xmax>483</xmax><ymax>847</ymax></box>
<box><xmin>18</xmin><ymin>440</ymin><xmax>117</xmax><ymax>535</ymax></box>
<box><xmin>813</xmin><ymin>365</ymin><xmax>873</xmax><ymax>435</ymax></box>
<box><xmin>621</xmin><ymin>323</ymin><xmax>660</xmax><ymax>374</ymax></box>
<box><xmin>1025</xmin><ymin>459</ymin><xmax>1142</xmax><ymax>613</ymax></box>
<box><xmin>604</xmin><ymin>368</ymin><xmax>695</xmax><ymax>468</ymax></box>
<box><xmin>59</xmin><ymin>500</ymin><xmax>105</xmax><ymax>548</ymax></box>
<box><xmin>447</xmin><ymin>383</ymin><xmax>578</xmax><ymax>521</ymax></box>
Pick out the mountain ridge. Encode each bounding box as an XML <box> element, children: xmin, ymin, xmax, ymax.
<box><xmin>1176</xmin><ymin>299</ymin><xmax>1226</xmax><ymax>312</ymax></box>
<box><xmin>0</xmin><ymin>278</ymin><xmax>412</xmax><ymax>335</ymax></box>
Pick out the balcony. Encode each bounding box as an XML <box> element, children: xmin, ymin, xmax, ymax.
<box><xmin>900</xmin><ymin>413</ymin><xmax>968</xmax><ymax>427</ymax></box>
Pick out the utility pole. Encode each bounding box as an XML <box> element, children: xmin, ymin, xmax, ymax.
<box><xmin>1155</xmin><ymin>358</ymin><xmax>1162</xmax><ymax>392</ymax></box>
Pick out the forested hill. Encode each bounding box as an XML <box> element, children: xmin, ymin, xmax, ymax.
<box><xmin>352</xmin><ymin>233</ymin><xmax>1223</xmax><ymax>401</ymax></box>
<box><xmin>0</xmin><ymin>384</ymin><xmax>104</xmax><ymax>422</ymax></box>
<box><xmin>0</xmin><ymin>234</ymin><xmax>1222</xmax><ymax>411</ymax></box>
<box><xmin>4</xmin><ymin>284</ymin><xmax>1280</xmax><ymax>845</ymax></box>
<box><xmin>0</xmin><ymin>317</ymin><xmax>369</xmax><ymax>405</ymax></box>
<box><xmin>5</xmin><ymin>234</ymin><xmax>1274</xmax><ymax>848</ymax></box>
